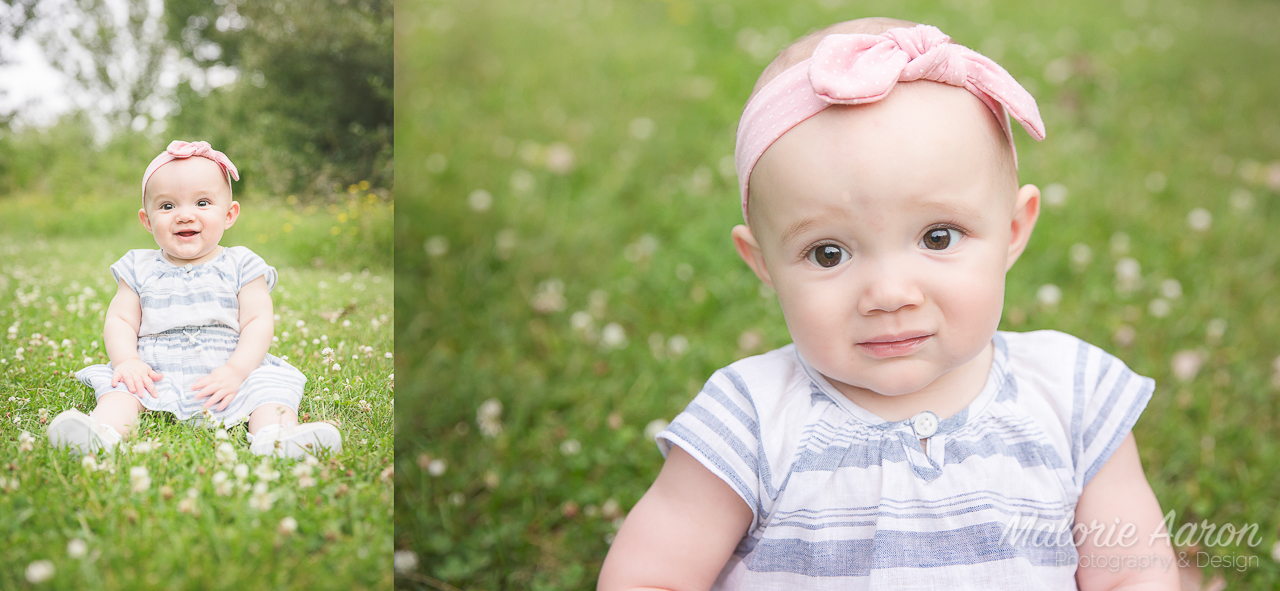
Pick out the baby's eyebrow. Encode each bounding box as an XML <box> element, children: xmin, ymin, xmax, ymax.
<box><xmin>917</xmin><ymin>199</ymin><xmax>984</xmax><ymax>221</ymax></box>
<box><xmin>780</xmin><ymin>218</ymin><xmax>819</xmax><ymax>247</ymax></box>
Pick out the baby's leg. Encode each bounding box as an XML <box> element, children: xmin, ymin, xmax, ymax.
<box><xmin>247</xmin><ymin>403</ymin><xmax>299</xmax><ymax>435</ymax></box>
<box><xmin>90</xmin><ymin>391</ymin><xmax>145</xmax><ymax>437</ymax></box>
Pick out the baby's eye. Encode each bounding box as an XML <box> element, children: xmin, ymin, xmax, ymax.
<box><xmin>159</xmin><ymin>203</ymin><xmax>174</xmax><ymax>211</ymax></box>
<box><xmin>197</xmin><ymin>199</ymin><xmax>211</xmax><ymax>207</ymax></box>
<box><xmin>921</xmin><ymin>227</ymin><xmax>962</xmax><ymax>251</ymax></box>
<box><xmin>808</xmin><ymin>244</ymin><xmax>849</xmax><ymax>268</ymax></box>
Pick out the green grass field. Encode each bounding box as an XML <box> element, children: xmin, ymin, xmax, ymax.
<box><xmin>0</xmin><ymin>192</ymin><xmax>394</xmax><ymax>590</ymax></box>
<box><xmin>396</xmin><ymin>0</ymin><xmax>1280</xmax><ymax>588</ymax></box>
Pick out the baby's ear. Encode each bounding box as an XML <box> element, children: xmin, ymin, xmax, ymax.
<box><xmin>225</xmin><ymin>201</ymin><xmax>241</xmax><ymax>228</ymax></box>
<box><xmin>1006</xmin><ymin>184</ymin><xmax>1041</xmax><ymax>270</ymax></box>
<box><xmin>138</xmin><ymin>208</ymin><xmax>152</xmax><ymax>233</ymax></box>
<box><xmin>732</xmin><ymin>224</ymin><xmax>774</xmax><ymax>287</ymax></box>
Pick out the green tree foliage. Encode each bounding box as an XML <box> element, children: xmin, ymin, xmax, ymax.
<box><xmin>163</xmin><ymin>0</ymin><xmax>393</xmax><ymax>196</ymax></box>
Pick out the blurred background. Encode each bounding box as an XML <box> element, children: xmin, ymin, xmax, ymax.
<box><xmin>0</xmin><ymin>0</ymin><xmax>392</xmax><ymax>269</ymax></box>
<box><xmin>396</xmin><ymin>0</ymin><xmax>1280</xmax><ymax>589</ymax></box>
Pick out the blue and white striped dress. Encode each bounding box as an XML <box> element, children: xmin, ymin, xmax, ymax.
<box><xmin>656</xmin><ymin>330</ymin><xmax>1153</xmax><ymax>590</ymax></box>
<box><xmin>76</xmin><ymin>246</ymin><xmax>305</xmax><ymax>426</ymax></box>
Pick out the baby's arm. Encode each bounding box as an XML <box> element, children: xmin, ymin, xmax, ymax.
<box><xmin>191</xmin><ymin>276</ymin><xmax>273</xmax><ymax>410</ymax></box>
<box><xmin>104</xmin><ymin>278</ymin><xmax>162</xmax><ymax>397</ymax></box>
<box><xmin>598</xmin><ymin>446</ymin><xmax>753</xmax><ymax>591</ymax></box>
<box><xmin>1074</xmin><ymin>433</ymin><xmax>1180</xmax><ymax>591</ymax></box>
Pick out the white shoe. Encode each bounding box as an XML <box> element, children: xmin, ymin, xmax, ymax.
<box><xmin>47</xmin><ymin>409</ymin><xmax>122</xmax><ymax>456</ymax></box>
<box><xmin>249</xmin><ymin>423</ymin><xmax>342</xmax><ymax>459</ymax></box>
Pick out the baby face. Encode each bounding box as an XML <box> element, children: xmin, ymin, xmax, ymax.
<box><xmin>738</xmin><ymin>82</ymin><xmax>1039</xmax><ymax>406</ymax></box>
<box><xmin>140</xmin><ymin>157</ymin><xmax>240</xmax><ymax>266</ymax></box>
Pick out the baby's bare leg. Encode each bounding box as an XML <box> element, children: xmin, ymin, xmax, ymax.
<box><xmin>89</xmin><ymin>392</ymin><xmax>145</xmax><ymax>437</ymax></box>
<box><xmin>247</xmin><ymin>403</ymin><xmax>299</xmax><ymax>435</ymax></box>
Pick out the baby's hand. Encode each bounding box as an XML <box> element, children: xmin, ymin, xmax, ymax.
<box><xmin>191</xmin><ymin>365</ymin><xmax>249</xmax><ymax>412</ymax></box>
<box><xmin>111</xmin><ymin>359</ymin><xmax>163</xmax><ymax>398</ymax></box>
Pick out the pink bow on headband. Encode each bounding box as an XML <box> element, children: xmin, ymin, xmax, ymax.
<box><xmin>141</xmin><ymin>140</ymin><xmax>240</xmax><ymax>196</ymax></box>
<box><xmin>734</xmin><ymin>24</ymin><xmax>1046</xmax><ymax>223</ymax></box>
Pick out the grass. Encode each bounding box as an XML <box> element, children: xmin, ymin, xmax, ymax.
<box><xmin>395</xmin><ymin>0</ymin><xmax>1280</xmax><ymax>588</ymax></box>
<box><xmin>0</xmin><ymin>193</ymin><xmax>394</xmax><ymax>590</ymax></box>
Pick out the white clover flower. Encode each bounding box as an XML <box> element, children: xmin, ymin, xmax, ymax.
<box><xmin>278</xmin><ymin>516</ymin><xmax>299</xmax><ymax>535</ymax></box>
<box><xmin>1069</xmin><ymin>243</ymin><xmax>1092</xmax><ymax>270</ymax></box>
<box><xmin>545</xmin><ymin>143</ymin><xmax>576</xmax><ymax>174</ymax></box>
<box><xmin>1113</xmin><ymin>325</ymin><xmax>1137</xmax><ymax>347</ymax></box>
<box><xmin>357</xmin><ymin>399</ymin><xmax>371</xmax><ymax>412</ymax></box>
<box><xmin>477</xmin><ymin>398</ymin><xmax>503</xmax><ymax>438</ymax></box>
<box><xmin>215</xmin><ymin>428</ymin><xmax>229</xmax><ymax>440</ymax></box>
<box><xmin>570</xmin><ymin>311</ymin><xmax>593</xmax><ymax>331</ymax></box>
<box><xmin>394</xmin><ymin>550</ymin><xmax>419</xmax><ymax>574</ymax></box>
<box><xmin>530</xmin><ymin>279</ymin><xmax>566</xmax><ymax>314</ymax></box>
<box><xmin>1114</xmin><ymin>257</ymin><xmax>1141</xmax><ymax>292</ymax></box>
<box><xmin>234</xmin><ymin>463</ymin><xmax>250</xmax><ymax>480</ymax></box>
<box><xmin>213</xmin><ymin>471</ymin><xmax>232</xmax><ymax>496</ymax></box>
<box><xmin>215</xmin><ymin>442</ymin><xmax>237</xmax><ymax>464</ymax></box>
<box><xmin>644</xmin><ymin>419</ymin><xmax>670</xmax><ymax>441</ymax></box>
<box><xmin>333</xmin><ymin>363</ymin><xmax>342</xmax><ymax>371</ymax></box>
<box><xmin>602</xmin><ymin>498</ymin><xmax>623</xmax><ymax>520</ymax></box>
<box><xmin>81</xmin><ymin>455</ymin><xmax>98</xmax><ymax>472</ymax></box>
<box><xmin>177</xmin><ymin>490</ymin><xmax>199</xmax><ymax>514</ymax></box>
<box><xmin>129</xmin><ymin>466</ymin><xmax>151</xmax><ymax>493</ymax></box>
<box><xmin>1171</xmin><ymin>350</ymin><xmax>1204</xmax><ymax>382</ymax></box>
<box><xmin>1187</xmin><ymin>208</ymin><xmax>1212</xmax><ymax>231</ymax></box>
<box><xmin>25</xmin><ymin>560</ymin><xmax>54</xmax><ymax>583</ymax></box>
<box><xmin>667</xmin><ymin>335</ymin><xmax>689</xmax><ymax>357</ymax></box>
<box><xmin>132</xmin><ymin>440</ymin><xmax>157</xmax><ymax>454</ymax></box>
<box><xmin>1206</xmin><ymin>318</ymin><xmax>1227</xmax><ymax>343</ymax></box>
<box><xmin>425</xmin><ymin>236</ymin><xmax>450</xmax><ymax>257</ymax></box>
<box><xmin>1043</xmin><ymin>183</ymin><xmax>1068</xmax><ymax>207</ymax></box>
<box><xmin>255</xmin><ymin>459</ymin><xmax>281</xmax><ymax>482</ymax></box>
<box><xmin>249</xmin><ymin>482</ymin><xmax>275</xmax><ymax>511</ymax></box>
<box><xmin>17</xmin><ymin>430</ymin><xmax>35</xmax><ymax>452</ymax></box>
<box><xmin>467</xmin><ymin>189</ymin><xmax>494</xmax><ymax>212</ymax></box>
<box><xmin>427</xmin><ymin>459</ymin><xmax>447</xmax><ymax>477</ymax></box>
<box><xmin>67</xmin><ymin>538</ymin><xmax>88</xmax><ymax>558</ymax></box>
<box><xmin>601</xmin><ymin>323</ymin><xmax>627</xmax><ymax>350</ymax></box>
<box><xmin>560</xmin><ymin>438</ymin><xmax>582</xmax><ymax>456</ymax></box>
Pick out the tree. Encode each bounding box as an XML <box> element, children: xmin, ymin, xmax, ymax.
<box><xmin>2</xmin><ymin>0</ymin><xmax>173</xmax><ymax>132</ymax></box>
<box><xmin>163</xmin><ymin>0</ymin><xmax>393</xmax><ymax>195</ymax></box>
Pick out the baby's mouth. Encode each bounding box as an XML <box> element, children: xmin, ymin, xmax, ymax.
<box><xmin>176</xmin><ymin>230</ymin><xmax>199</xmax><ymax>238</ymax></box>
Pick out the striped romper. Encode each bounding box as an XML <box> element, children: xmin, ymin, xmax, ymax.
<box><xmin>657</xmin><ymin>330</ymin><xmax>1153</xmax><ymax>590</ymax></box>
<box><xmin>76</xmin><ymin>246</ymin><xmax>305</xmax><ymax>427</ymax></box>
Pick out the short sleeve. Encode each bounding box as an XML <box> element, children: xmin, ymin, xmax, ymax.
<box><xmin>656</xmin><ymin>368</ymin><xmax>764</xmax><ymax>524</ymax></box>
<box><xmin>1074</xmin><ymin>342</ymin><xmax>1155</xmax><ymax>488</ymax></box>
<box><xmin>231</xmin><ymin>247</ymin><xmax>278</xmax><ymax>292</ymax></box>
<box><xmin>109</xmin><ymin>251</ymin><xmax>141</xmax><ymax>293</ymax></box>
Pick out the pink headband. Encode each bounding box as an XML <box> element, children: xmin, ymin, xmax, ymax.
<box><xmin>734</xmin><ymin>24</ymin><xmax>1046</xmax><ymax>223</ymax></box>
<box><xmin>142</xmin><ymin>140</ymin><xmax>240</xmax><ymax>197</ymax></box>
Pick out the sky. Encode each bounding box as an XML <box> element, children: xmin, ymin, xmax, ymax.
<box><xmin>0</xmin><ymin>34</ymin><xmax>75</xmax><ymax>128</ymax></box>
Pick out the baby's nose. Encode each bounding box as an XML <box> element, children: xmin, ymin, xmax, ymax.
<box><xmin>857</xmin><ymin>260</ymin><xmax>925</xmax><ymax>315</ymax></box>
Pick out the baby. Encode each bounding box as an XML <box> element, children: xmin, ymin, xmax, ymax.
<box><xmin>600</xmin><ymin>19</ymin><xmax>1178</xmax><ymax>590</ymax></box>
<box><xmin>47</xmin><ymin>140</ymin><xmax>341</xmax><ymax>459</ymax></box>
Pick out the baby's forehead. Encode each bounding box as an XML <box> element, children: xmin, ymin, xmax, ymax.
<box><xmin>143</xmin><ymin>158</ymin><xmax>232</xmax><ymax>203</ymax></box>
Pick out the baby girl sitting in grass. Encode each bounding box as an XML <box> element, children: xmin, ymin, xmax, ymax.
<box><xmin>48</xmin><ymin>140</ymin><xmax>341</xmax><ymax>459</ymax></box>
<box><xmin>600</xmin><ymin>18</ymin><xmax>1179</xmax><ymax>590</ymax></box>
